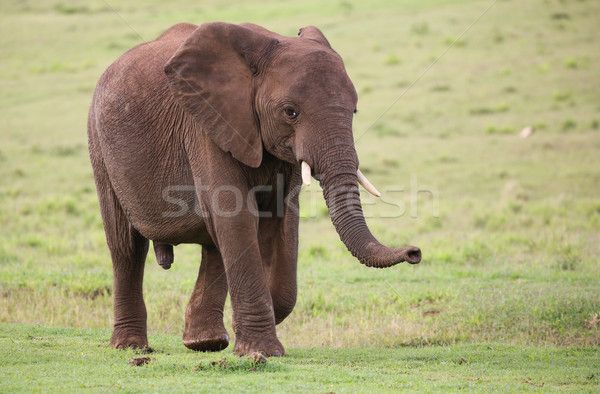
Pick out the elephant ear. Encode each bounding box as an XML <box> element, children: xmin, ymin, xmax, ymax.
<box><xmin>164</xmin><ymin>23</ymin><xmax>275</xmax><ymax>168</ymax></box>
<box><xmin>298</xmin><ymin>26</ymin><xmax>331</xmax><ymax>48</ymax></box>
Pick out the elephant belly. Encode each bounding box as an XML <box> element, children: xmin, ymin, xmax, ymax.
<box><xmin>132</xmin><ymin>182</ymin><xmax>214</xmax><ymax>246</ymax></box>
<box><xmin>100</xmin><ymin>141</ymin><xmax>213</xmax><ymax>246</ymax></box>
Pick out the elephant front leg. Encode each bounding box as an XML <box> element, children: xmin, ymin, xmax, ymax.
<box><xmin>213</xmin><ymin>215</ymin><xmax>284</xmax><ymax>357</ymax></box>
<box><xmin>183</xmin><ymin>245</ymin><xmax>230</xmax><ymax>351</ymax></box>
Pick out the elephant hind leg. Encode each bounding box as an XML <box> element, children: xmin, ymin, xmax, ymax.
<box><xmin>109</xmin><ymin>228</ymin><xmax>149</xmax><ymax>350</ymax></box>
<box><xmin>183</xmin><ymin>245</ymin><xmax>229</xmax><ymax>352</ymax></box>
<box><xmin>258</xmin><ymin>216</ymin><xmax>298</xmax><ymax>326</ymax></box>
<box><xmin>91</xmin><ymin>153</ymin><xmax>149</xmax><ymax>349</ymax></box>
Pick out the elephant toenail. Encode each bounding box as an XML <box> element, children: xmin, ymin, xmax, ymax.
<box><xmin>272</xmin><ymin>350</ymin><xmax>282</xmax><ymax>357</ymax></box>
<box><xmin>221</xmin><ymin>334</ymin><xmax>229</xmax><ymax>341</ymax></box>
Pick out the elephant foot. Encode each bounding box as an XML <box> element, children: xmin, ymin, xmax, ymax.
<box><xmin>110</xmin><ymin>329</ymin><xmax>149</xmax><ymax>350</ymax></box>
<box><xmin>183</xmin><ymin>327</ymin><xmax>229</xmax><ymax>352</ymax></box>
<box><xmin>234</xmin><ymin>335</ymin><xmax>285</xmax><ymax>357</ymax></box>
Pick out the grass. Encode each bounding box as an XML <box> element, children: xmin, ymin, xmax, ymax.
<box><xmin>1</xmin><ymin>324</ymin><xmax>598</xmax><ymax>392</ymax></box>
<box><xmin>1</xmin><ymin>0</ymin><xmax>599</xmax><ymax>390</ymax></box>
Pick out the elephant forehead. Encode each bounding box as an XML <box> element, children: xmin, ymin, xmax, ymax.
<box><xmin>276</xmin><ymin>51</ymin><xmax>357</xmax><ymax>102</ymax></box>
<box><xmin>292</xmin><ymin>73</ymin><xmax>357</xmax><ymax>108</ymax></box>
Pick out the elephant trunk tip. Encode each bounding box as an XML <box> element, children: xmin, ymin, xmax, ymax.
<box><xmin>358</xmin><ymin>244</ymin><xmax>422</xmax><ymax>268</ymax></box>
<box><xmin>402</xmin><ymin>246</ymin><xmax>422</xmax><ymax>265</ymax></box>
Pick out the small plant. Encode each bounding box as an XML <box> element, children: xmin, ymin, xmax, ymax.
<box><xmin>496</xmin><ymin>103</ymin><xmax>509</xmax><ymax>112</ymax></box>
<box><xmin>431</xmin><ymin>84</ymin><xmax>451</xmax><ymax>92</ymax></box>
<box><xmin>381</xmin><ymin>158</ymin><xmax>400</xmax><ymax>168</ymax></box>
<box><xmin>551</xmin><ymin>12</ymin><xmax>570</xmax><ymax>20</ymax></box>
<box><xmin>492</xmin><ymin>29</ymin><xmax>505</xmax><ymax>43</ymax></box>
<box><xmin>485</xmin><ymin>125</ymin><xmax>497</xmax><ymax>134</ymax></box>
<box><xmin>308</xmin><ymin>245</ymin><xmax>328</xmax><ymax>259</ymax></box>
<box><xmin>54</xmin><ymin>4</ymin><xmax>88</xmax><ymax>14</ymax></box>
<box><xmin>339</xmin><ymin>1</ymin><xmax>353</xmax><ymax>15</ymax></box>
<box><xmin>564</xmin><ymin>57</ymin><xmax>578</xmax><ymax>69</ymax></box>
<box><xmin>384</xmin><ymin>53</ymin><xmax>401</xmax><ymax>65</ymax></box>
<box><xmin>460</xmin><ymin>240</ymin><xmax>493</xmax><ymax>265</ymax></box>
<box><xmin>485</xmin><ymin>125</ymin><xmax>516</xmax><ymax>135</ymax></box>
<box><xmin>472</xmin><ymin>107</ymin><xmax>495</xmax><ymax>115</ymax></box>
<box><xmin>552</xmin><ymin>243</ymin><xmax>581</xmax><ymax>271</ymax></box>
<box><xmin>553</xmin><ymin>91</ymin><xmax>572</xmax><ymax>102</ymax></box>
<box><xmin>560</xmin><ymin>119</ymin><xmax>577</xmax><ymax>132</ymax></box>
<box><xmin>411</xmin><ymin>21</ymin><xmax>429</xmax><ymax>35</ymax></box>
<box><xmin>444</xmin><ymin>37</ymin><xmax>467</xmax><ymax>47</ymax></box>
<box><xmin>360</xmin><ymin>85</ymin><xmax>373</xmax><ymax>94</ymax></box>
<box><xmin>470</xmin><ymin>104</ymin><xmax>509</xmax><ymax>116</ymax></box>
<box><xmin>374</xmin><ymin>122</ymin><xmax>402</xmax><ymax>137</ymax></box>
<box><xmin>537</xmin><ymin>63</ymin><xmax>551</xmax><ymax>73</ymax></box>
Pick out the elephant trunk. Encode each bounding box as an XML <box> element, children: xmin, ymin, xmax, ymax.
<box><xmin>314</xmin><ymin>145</ymin><xmax>421</xmax><ymax>268</ymax></box>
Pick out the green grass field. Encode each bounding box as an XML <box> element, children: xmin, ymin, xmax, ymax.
<box><xmin>1</xmin><ymin>0</ymin><xmax>599</xmax><ymax>391</ymax></box>
<box><xmin>2</xmin><ymin>324</ymin><xmax>598</xmax><ymax>392</ymax></box>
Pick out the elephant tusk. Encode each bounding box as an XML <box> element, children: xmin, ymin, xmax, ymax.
<box><xmin>357</xmin><ymin>169</ymin><xmax>381</xmax><ymax>197</ymax></box>
<box><xmin>301</xmin><ymin>161</ymin><xmax>312</xmax><ymax>186</ymax></box>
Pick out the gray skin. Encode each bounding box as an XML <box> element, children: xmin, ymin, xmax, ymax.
<box><xmin>88</xmin><ymin>22</ymin><xmax>421</xmax><ymax>357</ymax></box>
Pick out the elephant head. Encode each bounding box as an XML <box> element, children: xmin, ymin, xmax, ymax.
<box><xmin>164</xmin><ymin>22</ymin><xmax>421</xmax><ymax>268</ymax></box>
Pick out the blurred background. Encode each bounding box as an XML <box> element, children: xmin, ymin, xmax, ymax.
<box><xmin>1</xmin><ymin>0</ymin><xmax>598</xmax><ymax>347</ymax></box>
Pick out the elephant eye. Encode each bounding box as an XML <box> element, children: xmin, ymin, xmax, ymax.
<box><xmin>283</xmin><ymin>107</ymin><xmax>299</xmax><ymax>120</ymax></box>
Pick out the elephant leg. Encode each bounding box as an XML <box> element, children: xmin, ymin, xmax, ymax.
<box><xmin>93</xmin><ymin>162</ymin><xmax>149</xmax><ymax>349</ymax></box>
<box><xmin>109</xmin><ymin>229</ymin><xmax>149</xmax><ymax>349</ymax></box>
<box><xmin>258</xmin><ymin>171</ymin><xmax>300</xmax><ymax>325</ymax></box>
<box><xmin>259</xmin><ymin>217</ymin><xmax>299</xmax><ymax>325</ymax></box>
<box><xmin>183</xmin><ymin>245</ymin><xmax>229</xmax><ymax>351</ymax></box>
<box><xmin>190</xmin><ymin>152</ymin><xmax>284</xmax><ymax>356</ymax></box>
<box><xmin>264</xmin><ymin>233</ymin><xmax>298</xmax><ymax>325</ymax></box>
<box><xmin>210</xmin><ymin>214</ymin><xmax>284</xmax><ymax>357</ymax></box>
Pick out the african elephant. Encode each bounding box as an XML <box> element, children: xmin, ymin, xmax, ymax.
<box><xmin>88</xmin><ymin>22</ymin><xmax>421</xmax><ymax>357</ymax></box>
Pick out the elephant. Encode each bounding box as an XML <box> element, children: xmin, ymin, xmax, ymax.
<box><xmin>87</xmin><ymin>22</ymin><xmax>421</xmax><ymax>357</ymax></box>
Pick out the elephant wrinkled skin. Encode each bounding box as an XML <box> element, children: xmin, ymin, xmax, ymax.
<box><xmin>88</xmin><ymin>22</ymin><xmax>421</xmax><ymax>357</ymax></box>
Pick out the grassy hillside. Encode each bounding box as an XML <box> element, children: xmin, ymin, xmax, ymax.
<box><xmin>1</xmin><ymin>0</ymin><xmax>599</xmax><ymax>381</ymax></box>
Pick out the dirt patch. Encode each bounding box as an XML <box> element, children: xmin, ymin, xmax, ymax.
<box><xmin>423</xmin><ymin>310</ymin><xmax>441</xmax><ymax>317</ymax></box>
<box><xmin>129</xmin><ymin>357</ymin><xmax>152</xmax><ymax>366</ymax></box>
<box><xmin>27</xmin><ymin>336</ymin><xmax>53</xmax><ymax>341</ymax></box>
<box><xmin>193</xmin><ymin>353</ymin><xmax>267</xmax><ymax>371</ymax></box>
<box><xmin>585</xmin><ymin>313</ymin><xmax>599</xmax><ymax>328</ymax></box>
<box><xmin>211</xmin><ymin>357</ymin><xmax>230</xmax><ymax>369</ymax></box>
<box><xmin>194</xmin><ymin>357</ymin><xmax>229</xmax><ymax>371</ymax></box>
<box><xmin>247</xmin><ymin>352</ymin><xmax>267</xmax><ymax>365</ymax></box>
<box><xmin>522</xmin><ymin>379</ymin><xmax>545</xmax><ymax>388</ymax></box>
<box><xmin>134</xmin><ymin>346</ymin><xmax>155</xmax><ymax>354</ymax></box>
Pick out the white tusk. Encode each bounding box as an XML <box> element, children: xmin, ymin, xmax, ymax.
<box><xmin>357</xmin><ymin>169</ymin><xmax>381</xmax><ymax>197</ymax></box>
<box><xmin>301</xmin><ymin>161</ymin><xmax>312</xmax><ymax>186</ymax></box>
